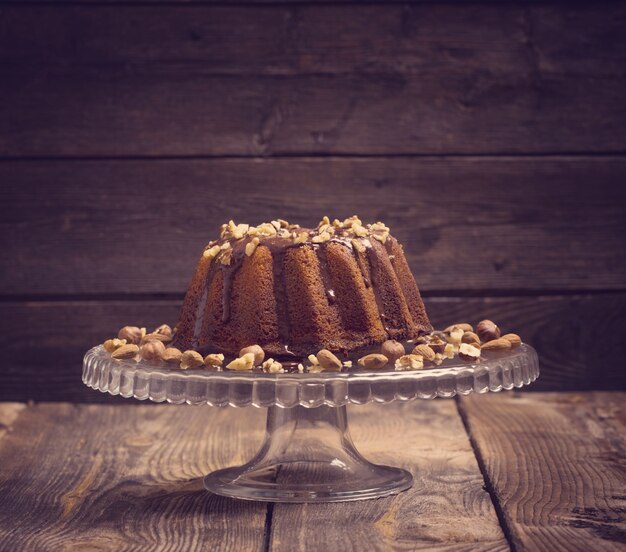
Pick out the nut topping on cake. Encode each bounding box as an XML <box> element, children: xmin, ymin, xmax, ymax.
<box><xmin>316</xmin><ymin>349</ymin><xmax>342</xmax><ymax>372</ymax></box>
<box><xmin>239</xmin><ymin>345</ymin><xmax>265</xmax><ymax>366</ymax></box>
<box><xmin>444</xmin><ymin>323</ymin><xmax>473</xmax><ymax>334</ymax></box>
<box><xmin>380</xmin><ymin>340</ymin><xmax>405</xmax><ymax>364</ymax></box>
<box><xmin>476</xmin><ymin>320</ymin><xmax>501</xmax><ymax>342</ymax></box>
<box><xmin>395</xmin><ymin>354</ymin><xmax>424</xmax><ymax>371</ymax></box>
<box><xmin>140</xmin><ymin>340</ymin><xmax>166</xmax><ymax>362</ymax></box>
<box><xmin>358</xmin><ymin>354</ymin><xmax>388</xmax><ymax>370</ymax></box>
<box><xmin>262</xmin><ymin>358</ymin><xmax>284</xmax><ymax>373</ymax></box>
<box><xmin>180</xmin><ymin>350</ymin><xmax>204</xmax><ymax>370</ymax></box>
<box><xmin>412</xmin><ymin>344</ymin><xmax>436</xmax><ymax>363</ymax></box>
<box><xmin>111</xmin><ymin>344</ymin><xmax>139</xmax><ymax>360</ymax></box>
<box><xmin>118</xmin><ymin>326</ymin><xmax>143</xmax><ymax>345</ymax></box>
<box><xmin>154</xmin><ymin>324</ymin><xmax>173</xmax><ymax>337</ymax></box>
<box><xmin>502</xmin><ymin>334</ymin><xmax>522</xmax><ymax>348</ymax></box>
<box><xmin>100</xmin><ymin>313</ymin><xmax>527</xmax><ymax>378</ymax></box>
<box><xmin>163</xmin><ymin>348</ymin><xmax>183</xmax><ymax>363</ymax></box>
<box><xmin>141</xmin><ymin>332</ymin><xmax>172</xmax><ymax>344</ymax></box>
<box><xmin>458</xmin><ymin>343</ymin><xmax>481</xmax><ymax>362</ymax></box>
<box><xmin>226</xmin><ymin>352</ymin><xmax>255</xmax><ymax>371</ymax></box>
<box><xmin>103</xmin><ymin>338</ymin><xmax>126</xmax><ymax>353</ymax></box>
<box><xmin>204</xmin><ymin>353</ymin><xmax>225</xmax><ymax>367</ymax></box>
<box><xmin>481</xmin><ymin>338</ymin><xmax>511</xmax><ymax>352</ymax></box>
<box><xmin>245</xmin><ymin>237</ymin><xmax>260</xmax><ymax>256</ymax></box>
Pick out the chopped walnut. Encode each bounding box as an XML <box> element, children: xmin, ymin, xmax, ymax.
<box><xmin>395</xmin><ymin>354</ymin><xmax>424</xmax><ymax>371</ymax></box>
<box><xmin>245</xmin><ymin>237</ymin><xmax>260</xmax><ymax>256</ymax></box>
<box><xmin>262</xmin><ymin>358</ymin><xmax>284</xmax><ymax>373</ymax></box>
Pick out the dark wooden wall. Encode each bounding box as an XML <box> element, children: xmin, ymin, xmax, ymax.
<box><xmin>1</xmin><ymin>1</ymin><xmax>625</xmax><ymax>401</ymax></box>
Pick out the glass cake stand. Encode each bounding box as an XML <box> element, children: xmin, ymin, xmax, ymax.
<box><xmin>83</xmin><ymin>344</ymin><xmax>539</xmax><ymax>502</ymax></box>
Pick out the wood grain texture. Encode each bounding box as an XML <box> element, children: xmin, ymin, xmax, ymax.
<box><xmin>1</xmin><ymin>293</ymin><xmax>625</xmax><ymax>402</ymax></box>
<box><xmin>0</xmin><ymin>403</ymin><xmax>268</xmax><ymax>551</ymax></box>
<box><xmin>1</xmin><ymin>5</ymin><xmax>625</xmax><ymax>156</ymax></box>
<box><xmin>270</xmin><ymin>400</ymin><xmax>508</xmax><ymax>551</ymax></box>
<box><xmin>2</xmin><ymin>158</ymin><xmax>625</xmax><ymax>295</ymax></box>
<box><xmin>458</xmin><ymin>392</ymin><xmax>626</xmax><ymax>551</ymax></box>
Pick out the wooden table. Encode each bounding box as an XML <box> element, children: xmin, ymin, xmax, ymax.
<box><xmin>0</xmin><ymin>393</ymin><xmax>624</xmax><ymax>551</ymax></box>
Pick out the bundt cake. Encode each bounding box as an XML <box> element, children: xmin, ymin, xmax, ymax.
<box><xmin>174</xmin><ymin>216</ymin><xmax>432</xmax><ymax>359</ymax></box>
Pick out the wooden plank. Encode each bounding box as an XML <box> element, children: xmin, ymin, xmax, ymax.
<box><xmin>4</xmin><ymin>5</ymin><xmax>623</xmax><ymax>78</ymax></box>
<box><xmin>0</xmin><ymin>5</ymin><xmax>625</xmax><ymax>156</ymax></box>
<box><xmin>0</xmin><ymin>403</ymin><xmax>268</xmax><ymax>550</ymax></box>
<box><xmin>1</xmin><ymin>157</ymin><xmax>625</xmax><ymax>295</ymax></box>
<box><xmin>1</xmin><ymin>293</ymin><xmax>624</xmax><ymax>402</ymax></box>
<box><xmin>458</xmin><ymin>392</ymin><xmax>626</xmax><ymax>551</ymax></box>
<box><xmin>270</xmin><ymin>400</ymin><xmax>509</xmax><ymax>551</ymax></box>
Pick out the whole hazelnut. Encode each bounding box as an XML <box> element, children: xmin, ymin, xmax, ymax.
<box><xmin>140</xmin><ymin>340</ymin><xmax>166</xmax><ymax>362</ymax></box>
<box><xmin>141</xmin><ymin>332</ymin><xmax>172</xmax><ymax>344</ymax></box>
<box><xmin>154</xmin><ymin>324</ymin><xmax>173</xmax><ymax>337</ymax></box>
<box><xmin>239</xmin><ymin>345</ymin><xmax>265</xmax><ymax>366</ymax></box>
<box><xmin>204</xmin><ymin>353</ymin><xmax>225</xmax><ymax>367</ymax></box>
<box><xmin>380</xmin><ymin>340</ymin><xmax>405</xmax><ymax>363</ymax></box>
<box><xmin>180</xmin><ymin>350</ymin><xmax>204</xmax><ymax>370</ymax></box>
<box><xmin>476</xmin><ymin>320</ymin><xmax>501</xmax><ymax>343</ymax></box>
<box><xmin>118</xmin><ymin>326</ymin><xmax>143</xmax><ymax>345</ymax></box>
<box><xmin>163</xmin><ymin>348</ymin><xmax>183</xmax><ymax>363</ymax></box>
<box><xmin>461</xmin><ymin>331</ymin><xmax>481</xmax><ymax>347</ymax></box>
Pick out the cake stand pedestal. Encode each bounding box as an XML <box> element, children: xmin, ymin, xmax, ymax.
<box><xmin>83</xmin><ymin>344</ymin><xmax>539</xmax><ymax>503</ymax></box>
<box><xmin>204</xmin><ymin>404</ymin><xmax>412</xmax><ymax>502</ymax></box>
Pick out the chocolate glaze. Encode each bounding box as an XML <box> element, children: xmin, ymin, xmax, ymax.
<box><xmin>366</xmin><ymin>243</ymin><xmax>390</xmax><ymax>332</ymax></box>
<box><xmin>353</xmin><ymin>248</ymin><xmax>371</xmax><ymax>288</ymax></box>
<box><xmin>269</xmin><ymin>244</ymin><xmax>291</xmax><ymax>343</ymax></box>
<box><xmin>192</xmin><ymin>287</ymin><xmax>208</xmax><ymax>344</ymax></box>
<box><xmin>186</xmin><ymin>225</ymin><xmax>397</xmax><ymax>357</ymax></box>
<box><xmin>314</xmin><ymin>243</ymin><xmax>337</xmax><ymax>305</ymax></box>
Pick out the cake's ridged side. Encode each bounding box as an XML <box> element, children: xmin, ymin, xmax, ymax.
<box><xmin>283</xmin><ymin>246</ymin><xmax>346</xmax><ymax>354</ymax></box>
<box><xmin>175</xmin><ymin>222</ymin><xmax>433</xmax><ymax>358</ymax></box>
<box><xmin>387</xmin><ymin>237</ymin><xmax>432</xmax><ymax>334</ymax></box>
<box><xmin>324</xmin><ymin>242</ymin><xmax>386</xmax><ymax>345</ymax></box>
<box><xmin>233</xmin><ymin>244</ymin><xmax>281</xmax><ymax>351</ymax></box>
<box><xmin>199</xmin><ymin>269</ymin><xmax>226</xmax><ymax>351</ymax></box>
<box><xmin>366</xmin><ymin>238</ymin><xmax>418</xmax><ymax>340</ymax></box>
<box><xmin>175</xmin><ymin>255</ymin><xmax>211</xmax><ymax>350</ymax></box>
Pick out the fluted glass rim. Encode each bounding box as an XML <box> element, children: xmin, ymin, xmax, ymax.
<box><xmin>83</xmin><ymin>344</ymin><xmax>539</xmax><ymax>407</ymax></box>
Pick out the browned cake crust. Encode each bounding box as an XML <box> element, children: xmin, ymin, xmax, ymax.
<box><xmin>174</xmin><ymin>217</ymin><xmax>432</xmax><ymax>358</ymax></box>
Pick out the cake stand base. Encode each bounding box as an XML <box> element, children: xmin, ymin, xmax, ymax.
<box><xmin>204</xmin><ymin>404</ymin><xmax>413</xmax><ymax>502</ymax></box>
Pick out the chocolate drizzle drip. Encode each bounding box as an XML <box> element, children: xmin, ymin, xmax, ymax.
<box><xmin>192</xmin><ymin>224</ymin><xmax>392</xmax><ymax>353</ymax></box>
<box><xmin>353</xmin><ymin>248</ymin><xmax>371</xmax><ymax>288</ymax></box>
<box><xmin>315</xmin><ymin>243</ymin><xmax>337</xmax><ymax>305</ymax></box>
<box><xmin>212</xmin><ymin>238</ymin><xmax>251</xmax><ymax>323</ymax></box>
<box><xmin>220</xmin><ymin>271</ymin><xmax>233</xmax><ymax>322</ymax></box>
<box><xmin>268</xmin><ymin>242</ymin><xmax>291</xmax><ymax>344</ymax></box>
<box><xmin>366</xmin><ymin>243</ymin><xmax>390</xmax><ymax>333</ymax></box>
<box><xmin>192</xmin><ymin>286</ymin><xmax>208</xmax><ymax>346</ymax></box>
